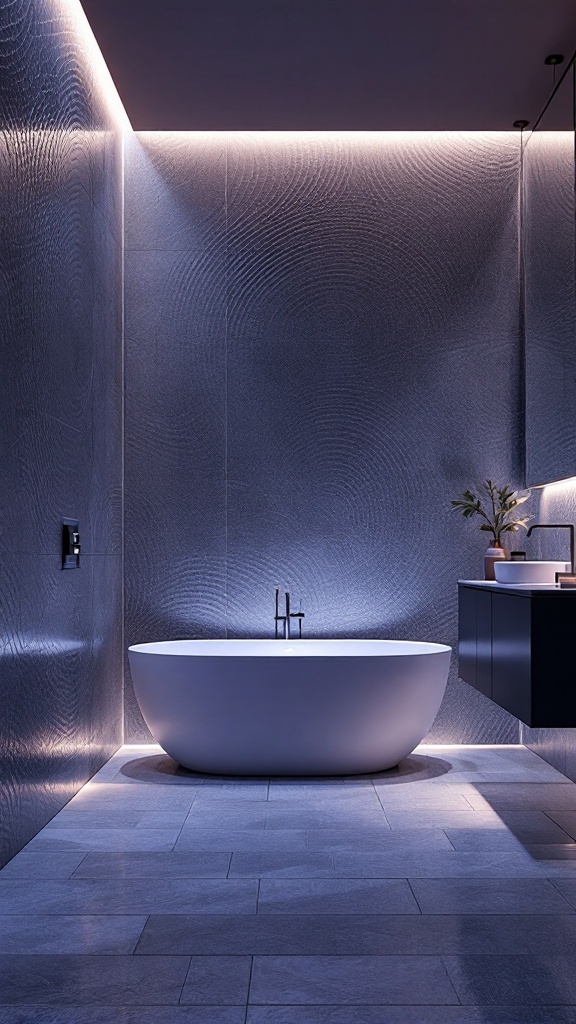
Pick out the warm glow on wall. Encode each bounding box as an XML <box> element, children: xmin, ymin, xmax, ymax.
<box><xmin>540</xmin><ymin>476</ymin><xmax>576</xmax><ymax>495</ymax></box>
<box><xmin>67</xmin><ymin>0</ymin><xmax>131</xmax><ymax>129</ymax></box>
<box><xmin>137</xmin><ymin>130</ymin><xmax>520</xmax><ymax>140</ymax></box>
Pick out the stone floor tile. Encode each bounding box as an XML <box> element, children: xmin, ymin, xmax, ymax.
<box><xmin>137</xmin><ymin>912</ymin><xmax>517</xmax><ymax>956</ymax></box>
<box><xmin>492</xmin><ymin>811</ymin><xmax>576</xmax><ymax>844</ymax></box>
<box><xmin>410</xmin><ymin>877</ymin><xmax>576</xmax><ymax>914</ymax></box>
<box><xmin>0</xmin><ymin>852</ymin><xmax>86</xmax><ymax>879</ymax></box>
<box><xmin>248</xmin><ymin>954</ymin><xmax>458</xmax><ymax>1005</ymax></box>
<box><xmin>385</xmin><ymin>810</ymin><xmax>506</xmax><ymax>830</ymax></box>
<box><xmin>110</xmin><ymin>753</ymin><xmax>205</xmax><ymax>787</ymax></box>
<box><xmin>375</xmin><ymin>790</ymin><xmax>473</xmax><ymax>810</ymax></box>
<box><xmin>545</xmin><ymin>811</ymin><xmax>576</xmax><ymax>840</ymax></box>
<box><xmin>267</xmin><ymin>786</ymin><xmax>378</xmax><ymax>803</ymax></box>
<box><xmin>136</xmin><ymin>915</ymin><xmax>349</xmax><ymax>956</ymax></box>
<box><xmin>139</xmin><ymin>911</ymin><xmax>576</xmax><ymax>957</ymax></box>
<box><xmin>477</xmin><ymin>770</ymin><xmax>567</xmax><ymax>783</ymax></box>
<box><xmin>46</xmin><ymin>811</ymin><xmax>145</xmax><ymax>829</ymax></box>
<box><xmin>257</xmin><ymin>878</ymin><xmax>419</xmax><ymax>914</ymax></box>
<box><xmin>263</xmin><ymin>809</ymin><xmax>389</xmax><ymax>830</ymax></box>
<box><xmin>22</xmin><ymin>828</ymin><xmax>181</xmax><ymax>853</ymax></box>
<box><xmin>73</xmin><ymin>852</ymin><xmax>232</xmax><ymax>878</ymax></box>
<box><xmin>180</xmin><ymin>956</ymin><xmax>252</xmax><ymax>1004</ymax></box>
<box><xmin>194</xmin><ymin>785</ymin><xmax>270</xmax><ymax>802</ymax></box>
<box><xmin>0</xmin><ymin>878</ymin><xmax>258</xmax><ymax>915</ymax></box>
<box><xmin>229</xmin><ymin>853</ymin><xmax>336</xmax><ymax>878</ymax></box>
<box><xmin>6</xmin><ymin>743</ymin><xmax>576</xmax><ymax>1018</ymax></box>
<box><xmin>175</xmin><ymin>830</ymin><xmax>310</xmax><ymax>853</ymax></box>
<box><xmin>245</xmin><ymin>1006</ymin><xmax>576</xmax><ymax>1023</ymax></box>
<box><xmin>330</xmin><ymin>850</ymin><xmax>571</xmax><ymax>878</ymax></box>
<box><xmin>268</xmin><ymin>786</ymin><xmax>377</xmax><ymax>797</ymax></box>
<box><xmin>548</xmin><ymin>878</ymin><xmax>576</xmax><ymax>909</ymax></box>
<box><xmin>443</xmin><ymin>829</ymin><xmax>539</xmax><ymax>852</ymax></box>
<box><xmin>0</xmin><ymin>955</ymin><xmax>190</xmax><ymax>1005</ymax></box>
<box><xmin>136</xmin><ymin>811</ymin><xmax>189</xmax><ymax>829</ymax></box>
<box><xmin>517</xmin><ymin>914</ymin><xmax>576</xmax><ymax>953</ymax></box>
<box><xmin>440</xmin><ymin>811</ymin><xmax>576</xmax><ymax>846</ymax></box>
<box><xmin>184</xmin><ymin>809</ymin><xmax>267</xmax><ymax>830</ymax></box>
<box><xmin>65</xmin><ymin>783</ymin><xmax>160</xmax><ymax>807</ymax></box>
<box><xmin>66</xmin><ymin>784</ymin><xmax>200</xmax><ymax>811</ymax></box>
<box><xmin>118</xmin><ymin>789</ymin><xmax>202</xmax><ymax>810</ymax></box>
<box><xmin>444</xmin><ymin>954</ymin><xmax>576</xmax><ymax>1004</ymax></box>
<box><xmin>302</xmin><ymin>828</ymin><xmax>454</xmax><ymax>853</ymax></box>
<box><xmin>0</xmin><ymin>914</ymin><xmax>147</xmax><ymax>954</ymax></box>
<box><xmin>201</xmin><ymin>779</ymin><xmax>270</xmax><ymax>790</ymax></box>
<box><xmin>0</xmin><ymin>1009</ymin><xmax>245</xmax><ymax>1023</ymax></box>
<box><xmin>412</xmin><ymin>749</ymin><xmax>520</xmax><ymax>774</ymax></box>
<box><xmin>525</xmin><ymin>844</ymin><xmax>576</xmax><ymax>860</ymax></box>
<box><xmin>463</xmin><ymin>783</ymin><xmax>576</xmax><ymax>811</ymax></box>
<box><xmin>266</xmin><ymin>797</ymin><xmax>384</xmax><ymax>814</ymax></box>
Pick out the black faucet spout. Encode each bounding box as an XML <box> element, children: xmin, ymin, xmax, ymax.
<box><xmin>274</xmin><ymin>587</ymin><xmax>304</xmax><ymax>639</ymax></box>
<box><xmin>526</xmin><ymin>523</ymin><xmax>575</xmax><ymax>573</ymax></box>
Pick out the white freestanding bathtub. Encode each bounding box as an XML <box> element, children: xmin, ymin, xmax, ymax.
<box><xmin>128</xmin><ymin>639</ymin><xmax>451</xmax><ymax>775</ymax></box>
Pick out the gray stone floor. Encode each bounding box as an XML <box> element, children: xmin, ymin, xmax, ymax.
<box><xmin>2</xmin><ymin>745</ymin><xmax>576</xmax><ymax>1022</ymax></box>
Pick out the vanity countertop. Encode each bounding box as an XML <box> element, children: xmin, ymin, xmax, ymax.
<box><xmin>458</xmin><ymin>579</ymin><xmax>576</xmax><ymax>596</ymax></box>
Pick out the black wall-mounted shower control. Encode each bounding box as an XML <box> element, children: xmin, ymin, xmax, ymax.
<box><xmin>62</xmin><ymin>518</ymin><xmax>81</xmax><ymax>569</ymax></box>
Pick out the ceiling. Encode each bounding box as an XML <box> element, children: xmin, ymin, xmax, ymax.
<box><xmin>80</xmin><ymin>0</ymin><xmax>576</xmax><ymax>131</ymax></box>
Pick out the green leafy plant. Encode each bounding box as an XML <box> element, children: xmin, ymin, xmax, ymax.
<box><xmin>451</xmin><ymin>480</ymin><xmax>532</xmax><ymax>547</ymax></box>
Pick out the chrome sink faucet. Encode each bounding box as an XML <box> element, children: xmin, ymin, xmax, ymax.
<box><xmin>274</xmin><ymin>586</ymin><xmax>305</xmax><ymax>639</ymax></box>
<box><xmin>526</xmin><ymin>523</ymin><xmax>575</xmax><ymax>573</ymax></box>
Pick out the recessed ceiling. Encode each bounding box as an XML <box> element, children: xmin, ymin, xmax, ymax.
<box><xmin>81</xmin><ymin>0</ymin><xmax>576</xmax><ymax>131</ymax></box>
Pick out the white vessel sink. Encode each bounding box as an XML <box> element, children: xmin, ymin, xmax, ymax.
<box><xmin>494</xmin><ymin>560</ymin><xmax>570</xmax><ymax>584</ymax></box>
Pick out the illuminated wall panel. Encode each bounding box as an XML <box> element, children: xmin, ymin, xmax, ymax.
<box><xmin>124</xmin><ymin>131</ymin><xmax>523</xmax><ymax>744</ymax></box>
<box><xmin>0</xmin><ymin>0</ymin><xmax>125</xmax><ymax>865</ymax></box>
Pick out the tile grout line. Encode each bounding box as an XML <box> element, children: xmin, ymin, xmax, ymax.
<box><xmin>406</xmin><ymin>878</ymin><xmax>424</xmax><ymax>914</ymax></box>
<box><xmin>130</xmin><ymin>913</ymin><xmax>150</xmax><ymax>955</ymax></box>
<box><xmin>244</xmin><ymin>953</ymin><xmax>254</xmax><ymax>1023</ymax></box>
<box><xmin>177</xmin><ymin>954</ymin><xmax>194</xmax><ymax>1006</ymax></box>
<box><xmin>438</xmin><ymin>955</ymin><xmax>464</xmax><ymax>1006</ymax></box>
<box><xmin>542</xmin><ymin>809</ymin><xmax>576</xmax><ymax>843</ymax></box>
<box><xmin>547</xmin><ymin>877</ymin><xmax>576</xmax><ymax>910</ymax></box>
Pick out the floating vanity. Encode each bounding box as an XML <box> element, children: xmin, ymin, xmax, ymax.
<box><xmin>458</xmin><ymin>580</ymin><xmax>576</xmax><ymax>727</ymax></box>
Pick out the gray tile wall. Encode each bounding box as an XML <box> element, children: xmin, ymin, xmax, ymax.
<box><xmin>0</xmin><ymin>0</ymin><xmax>125</xmax><ymax>866</ymax></box>
<box><xmin>524</xmin><ymin>132</ymin><xmax>576</xmax><ymax>488</ymax></box>
<box><xmin>522</xmin><ymin>482</ymin><xmax>576</xmax><ymax>781</ymax></box>
<box><xmin>124</xmin><ymin>131</ymin><xmax>523</xmax><ymax>744</ymax></box>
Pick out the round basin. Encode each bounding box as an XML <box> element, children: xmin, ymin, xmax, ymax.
<box><xmin>494</xmin><ymin>560</ymin><xmax>569</xmax><ymax>584</ymax></box>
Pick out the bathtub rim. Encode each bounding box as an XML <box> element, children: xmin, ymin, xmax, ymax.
<box><xmin>128</xmin><ymin>638</ymin><xmax>452</xmax><ymax>658</ymax></box>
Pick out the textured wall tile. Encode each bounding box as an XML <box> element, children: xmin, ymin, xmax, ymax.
<box><xmin>125</xmin><ymin>133</ymin><xmax>226</xmax><ymax>251</ymax></box>
<box><xmin>524</xmin><ymin>131</ymin><xmax>576</xmax><ymax>487</ymax></box>
<box><xmin>0</xmin><ymin>0</ymin><xmax>124</xmax><ymax>865</ymax></box>
<box><xmin>521</xmin><ymin>480</ymin><xmax>576</xmax><ymax>781</ymax></box>
<box><xmin>124</xmin><ymin>229</ymin><xmax>227</xmax><ymax>736</ymax></box>
<box><xmin>0</xmin><ymin>554</ymin><xmax>122</xmax><ymax>865</ymax></box>
<box><xmin>125</xmin><ymin>131</ymin><xmax>522</xmax><ymax>744</ymax></box>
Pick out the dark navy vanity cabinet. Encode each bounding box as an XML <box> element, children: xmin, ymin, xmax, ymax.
<box><xmin>458</xmin><ymin>581</ymin><xmax>576</xmax><ymax>727</ymax></box>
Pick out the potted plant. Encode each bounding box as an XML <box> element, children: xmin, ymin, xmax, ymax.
<box><xmin>451</xmin><ymin>480</ymin><xmax>532</xmax><ymax>580</ymax></box>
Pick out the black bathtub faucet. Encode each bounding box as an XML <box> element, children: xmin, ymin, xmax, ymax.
<box><xmin>526</xmin><ymin>523</ymin><xmax>575</xmax><ymax>573</ymax></box>
<box><xmin>274</xmin><ymin>586</ymin><xmax>305</xmax><ymax>639</ymax></box>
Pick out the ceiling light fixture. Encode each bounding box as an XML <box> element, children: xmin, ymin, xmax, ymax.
<box><xmin>544</xmin><ymin>53</ymin><xmax>565</xmax><ymax>88</ymax></box>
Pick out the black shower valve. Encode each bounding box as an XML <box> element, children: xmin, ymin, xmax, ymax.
<box><xmin>62</xmin><ymin>518</ymin><xmax>81</xmax><ymax>569</ymax></box>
